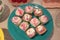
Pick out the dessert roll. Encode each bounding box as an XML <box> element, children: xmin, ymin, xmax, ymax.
<box><xmin>34</xmin><ymin>8</ymin><xmax>43</xmax><ymax>16</ymax></box>
<box><xmin>25</xmin><ymin>6</ymin><xmax>33</xmax><ymax>14</ymax></box>
<box><xmin>19</xmin><ymin>22</ymin><xmax>29</xmax><ymax>31</ymax></box>
<box><xmin>30</xmin><ymin>18</ymin><xmax>40</xmax><ymax>27</ymax></box>
<box><xmin>12</xmin><ymin>16</ymin><xmax>22</xmax><ymax>25</ymax></box>
<box><xmin>39</xmin><ymin>15</ymin><xmax>48</xmax><ymax>24</ymax></box>
<box><xmin>36</xmin><ymin>25</ymin><xmax>47</xmax><ymax>35</ymax></box>
<box><xmin>22</xmin><ymin>14</ymin><xmax>32</xmax><ymax>22</ymax></box>
<box><xmin>16</xmin><ymin>7</ymin><xmax>24</xmax><ymax>16</ymax></box>
<box><xmin>26</xmin><ymin>28</ymin><xmax>35</xmax><ymax>38</ymax></box>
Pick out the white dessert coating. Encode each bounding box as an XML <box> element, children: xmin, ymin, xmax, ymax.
<box><xmin>23</xmin><ymin>14</ymin><xmax>31</xmax><ymax>21</ymax></box>
<box><xmin>25</xmin><ymin>6</ymin><xmax>33</xmax><ymax>13</ymax></box>
<box><xmin>12</xmin><ymin>16</ymin><xmax>22</xmax><ymax>24</ymax></box>
<box><xmin>20</xmin><ymin>22</ymin><xmax>29</xmax><ymax>31</ymax></box>
<box><xmin>40</xmin><ymin>15</ymin><xmax>48</xmax><ymax>23</ymax></box>
<box><xmin>16</xmin><ymin>7</ymin><xmax>24</xmax><ymax>16</ymax></box>
<box><xmin>26</xmin><ymin>28</ymin><xmax>35</xmax><ymax>35</ymax></box>
<box><xmin>37</xmin><ymin>25</ymin><xmax>43</xmax><ymax>31</ymax></box>
<box><xmin>30</xmin><ymin>18</ymin><xmax>40</xmax><ymax>27</ymax></box>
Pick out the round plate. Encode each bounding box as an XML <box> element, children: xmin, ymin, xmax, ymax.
<box><xmin>0</xmin><ymin>28</ymin><xmax>4</xmax><ymax>40</ymax></box>
<box><xmin>8</xmin><ymin>3</ymin><xmax>53</xmax><ymax>40</ymax></box>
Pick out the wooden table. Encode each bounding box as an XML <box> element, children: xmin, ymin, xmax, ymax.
<box><xmin>0</xmin><ymin>0</ymin><xmax>60</xmax><ymax>40</ymax></box>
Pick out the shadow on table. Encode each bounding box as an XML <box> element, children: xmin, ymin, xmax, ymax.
<box><xmin>0</xmin><ymin>5</ymin><xmax>10</xmax><ymax>23</ymax></box>
<box><xmin>3</xmin><ymin>29</ymin><xmax>13</xmax><ymax>40</ymax></box>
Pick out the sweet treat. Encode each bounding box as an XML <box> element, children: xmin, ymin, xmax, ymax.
<box><xmin>9</xmin><ymin>0</ymin><xmax>31</xmax><ymax>6</ymax></box>
<box><xmin>39</xmin><ymin>15</ymin><xmax>48</xmax><ymax>24</ymax></box>
<box><xmin>12</xmin><ymin>16</ymin><xmax>22</xmax><ymax>25</ymax></box>
<box><xmin>26</xmin><ymin>28</ymin><xmax>35</xmax><ymax>38</ymax></box>
<box><xmin>11</xmin><ymin>5</ymin><xmax>49</xmax><ymax>38</ymax></box>
<box><xmin>11</xmin><ymin>0</ymin><xmax>16</xmax><ymax>2</ymax></box>
<box><xmin>16</xmin><ymin>7</ymin><xmax>24</xmax><ymax>16</ymax></box>
<box><xmin>17</xmin><ymin>0</ymin><xmax>22</xmax><ymax>3</ymax></box>
<box><xmin>30</xmin><ymin>18</ymin><xmax>40</xmax><ymax>27</ymax></box>
<box><xmin>19</xmin><ymin>22</ymin><xmax>29</xmax><ymax>31</ymax></box>
<box><xmin>22</xmin><ymin>0</ymin><xmax>27</xmax><ymax>3</ymax></box>
<box><xmin>36</xmin><ymin>25</ymin><xmax>47</xmax><ymax>35</ymax></box>
<box><xmin>22</xmin><ymin>14</ymin><xmax>32</xmax><ymax>22</ymax></box>
<box><xmin>34</xmin><ymin>8</ymin><xmax>43</xmax><ymax>16</ymax></box>
<box><xmin>25</xmin><ymin>6</ymin><xmax>33</xmax><ymax>14</ymax></box>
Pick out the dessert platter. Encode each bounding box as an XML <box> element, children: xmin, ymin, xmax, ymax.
<box><xmin>8</xmin><ymin>3</ymin><xmax>53</xmax><ymax>40</ymax></box>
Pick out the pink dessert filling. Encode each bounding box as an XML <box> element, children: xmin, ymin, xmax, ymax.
<box><xmin>21</xmin><ymin>23</ymin><xmax>27</xmax><ymax>30</ymax></box>
<box><xmin>30</xmin><ymin>18</ymin><xmax>40</xmax><ymax>27</ymax></box>
<box><xmin>25</xmin><ymin>6</ymin><xmax>33</xmax><ymax>13</ymax></box>
<box><xmin>16</xmin><ymin>8</ymin><xmax>24</xmax><ymax>16</ymax></box>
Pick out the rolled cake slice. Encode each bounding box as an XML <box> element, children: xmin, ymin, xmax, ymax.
<box><xmin>22</xmin><ymin>14</ymin><xmax>32</xmax><ymax>22</ymax></box>
<box><xmin>12</xmin><ymin>16</ymin><xmax>22</xmax><ymax>25</ymax></box>
<box><xmin>25</xmin><ymin>6</ymin><xmax>33</xmax><ymax>14</ymax></box>
<box><xmin>30</xmin><ymin>18</ymin><xmax>40</xmax><ymax>27</ymax></box>
<box><xmin>19</xmin><ymin>21</ymin><xmax>29</xmax><ymax>31</ymax></box>
<box><xmin>34</xmin><ymin>8</ymin><xmax>43</xmax><ymax>16</ymax></box>
<box><xmin>26</xmin><ymin>28</ymin><xmax>35</xmax><ymax>38</ymax></box>
<box><xmin>36</xmin><ymin>25</ymin><xmax>47</xmax><ymax>35</ymax></box>
<box><xmin>39</xmin><ymin>15</ymin><xmax>48</xmax><ymax>24</ymax></box>
<box><xmin>16</xmin><ymin>7</ymin><xmax>24</xmax><ymax>16</ymax></box>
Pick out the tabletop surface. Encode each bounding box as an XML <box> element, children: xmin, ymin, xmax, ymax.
<box><xmin>0</xmin><ymin>0</ymin><xmax>60</xmax><ymax>40</ymax></box>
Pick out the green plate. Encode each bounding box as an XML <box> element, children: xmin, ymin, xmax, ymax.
<box><xmin>8</xmin><ymin>3</ymin><xmax>53</xmax><ymax>40</ymax></box>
